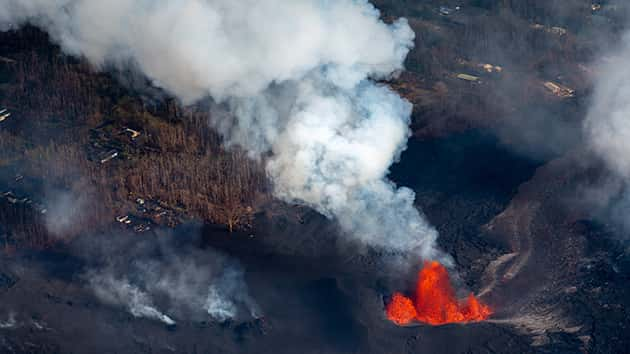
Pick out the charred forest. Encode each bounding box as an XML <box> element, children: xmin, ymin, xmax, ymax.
<box><xmin>0</xmin><ymin>27</ymin><xmax>271</xmax><ymax>248</ymax></box>
<box><xmin>1</xmin><ymin>1</ymin><xmax>630</xmax><ymax>354</ymax></box>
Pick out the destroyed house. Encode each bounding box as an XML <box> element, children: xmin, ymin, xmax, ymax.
<box><xmin>543</xmin><ymin>81</ymin><xmax>575</xmax><ymax>98</ymax></box>
<box><xmin>98</xmin><ymin>150</ymin><xmax>119</xmax><ymax>164</ymax></box>
<box><xmin>123</xmin><ymin>128</ymin><xmax>141</xmax><ymax>139</ymax></box>
<box><xmin>456</xmin><ymin>58</ymin><xmax>503</xmax><ymax>76</ymax></box>
<box><xmin>530</xmin><ymin>23</ymin><xmax>568</xmax><ymax>37</ymax></box>
<box><xmin>456</xmin><ymin>73</ymin><xmax>480</xmax><ymax>82</ymax></box>
<box><xmin>2</xmin><ymin>192</ymin><xmax>18</xmax><ymax>204</ymax></box>
<box><xmin>0</xmin><ymin>108</ymin><xmax>10</xmax><ymax>122</ymax></box>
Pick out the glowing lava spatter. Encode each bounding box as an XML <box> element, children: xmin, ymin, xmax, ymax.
<box><xmin>386</xmin><ymin>261</ymin><xmax>492</xmax><ymax>325</ymax></box>
<box><xmin>386</xmin><ymin>293</ymin><xmax>417</xmax><ymax>325</ymax></box>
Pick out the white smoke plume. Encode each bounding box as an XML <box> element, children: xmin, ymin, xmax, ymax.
<box><xmin>205</xmin><ymin>266</ymin><xmax>259</xmax><ymax>321</ymax></box>
<box><xmin>0</xmin><ymin>312</ymin><xmax>17</xmax><ymax>329</ymax></box>
<box><xmin>1</xmin><ymin>0</ymin><xmax>446</xmax><ymax>262</ymax></box>
<box><xmin>585</xmin><ymin>40</ymin><xmax>630</xmax><ymax>179</ymax></box>
<box><xmin>43</xmin><ymin>189</ymin><xmax>88</xmax><ymax>237</ymax></box>
<box><xmin>583</xmin><ymin>31</ymin><xmax>630</xmax><ymax>234</ymax></box>
<box><xmin>78</xmin><ymin>230</ymin><xmax>258</xmax><ymax>323</ymax></box>
<box><xmin>88</xmin><ymin>272</ymin><xmax>176</xmax><ymax>325</ymax></box>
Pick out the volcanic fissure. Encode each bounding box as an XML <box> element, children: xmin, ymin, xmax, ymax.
<box><xmin>386</xmin><ymin>261</ymin><xmax>492</xmax><ymax>326</ymax></box>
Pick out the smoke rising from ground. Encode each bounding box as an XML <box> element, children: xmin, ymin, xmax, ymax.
<box><xmin>76</xmin><ymin>229</ymin><xmax>259</xmax><ymax>324</ymax></box>
<box><xmin>584</xmin><ymin>31</ymin><xmax>630</xmax><ymax>235</ymax></box>
<box><xmin>43</xmin><ymin>189</ymin><xmax>88</xmax><ymax>237</ymax></box>
<box><xmin>1</xmin><ymin>0</ymin><xmax>446</xmax><ymax>263</ymax></box>
<box><xmin>585</xmin><ymin>46</ymin><xmax>630</xmax><ymax>179</ymax></box>
<box><xmin>88</xmin><ymin>273</ymin><xmax>176</xmax><ymax>325</ymax></box>
<box><xmin>205</xmin><ymin>266</ymin><xmax>259</xmax><ymax>321</ymax></box>
<box><xmin>0</xmin><ymin>312</ymin><xmax>17</xmax><ymax>329</ymax></box>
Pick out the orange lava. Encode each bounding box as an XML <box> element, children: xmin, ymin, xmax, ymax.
<box><xmin>386</xmin><ymin>293</ymin><xmax>417</xmax><ymax>325</ymax></box>
<box><xmin>386</xmin><ymin>261</ymin><xmax>492</xmax><ymax>326</ymax></box>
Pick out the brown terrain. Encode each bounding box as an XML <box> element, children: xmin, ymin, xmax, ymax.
<box><xmin>1</xmin><ymin>1</ymin><xmax>629</xmax><ymax>353</ymax></box>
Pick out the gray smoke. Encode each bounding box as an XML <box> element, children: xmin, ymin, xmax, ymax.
<box><xmin>585</xmin><ymin>42</ymin><xmax>630</xmax><ymax>179</ymax></box>
<box><xmin>584</xmin><ymin>31</ymin><xmax>630</xmax><ymax>234</ymax></box>
<box><xmin>0</xmin><ymin>312</ymin><xmax>17</xmax><ymax>329</ymax></box>
<box><xmin>205</xmin><ymin>266</ymin><xmax>259</xmax><ymax>321</ymax></box>
<box><xmin>43</xmin><ymin>189</ymin><xmax>88</xmax><ymax>237</ymax></box>
<box><xmin>88</xmin><ymin>273</ymin><xmax>176</xmax><ymax>325</ymax></box>
<box><xmin>1</xmin><ymin>1</ymin><xmax>446</xmax><ymax>263</ymax></box>
<box><xmin>78</xmin><ymin>230</ymin><xmax>259</xmax><ymax>324</ymax></box>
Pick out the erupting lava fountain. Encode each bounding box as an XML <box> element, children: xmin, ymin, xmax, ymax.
<box><xmin>386</xmin><ymin>261</ymin><xmax>492</xmax><ymax>326</ymax></box>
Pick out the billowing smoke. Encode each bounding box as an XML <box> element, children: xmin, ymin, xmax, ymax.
<box><xmin>1</xmin><ymin>1</ymin><xmax>445</xmax><ymax>262</ymax></box>
<box><xmin>585</xmin><ymin>45</ymin><xmax>630</xmax><ymax>179</ymax></box>
<box><xmin>77</xmin><ymin>230</ymin><xmax>259</xmax><ymax>324</ymax></box>
<box><xmin>584</xmin><ymin>32</ymin><xmax>630</xmax><ymax>234</ymax></box>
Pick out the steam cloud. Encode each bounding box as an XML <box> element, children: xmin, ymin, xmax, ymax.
<box><xmin>1</xmin><ymin>1</ymin><xmax>445</xmax><ymax>262</ymax></box>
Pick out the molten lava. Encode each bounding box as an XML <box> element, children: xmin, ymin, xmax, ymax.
<box><xmin>386</xmin><ymin>261</ymin><xmax>492</xmax><ymax>326</ymax></box>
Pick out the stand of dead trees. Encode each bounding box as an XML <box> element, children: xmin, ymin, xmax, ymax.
<box><xmin>0</xmin><ymin>27</ymin><xmax>270</xmax><ymax>249</ymax></box>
